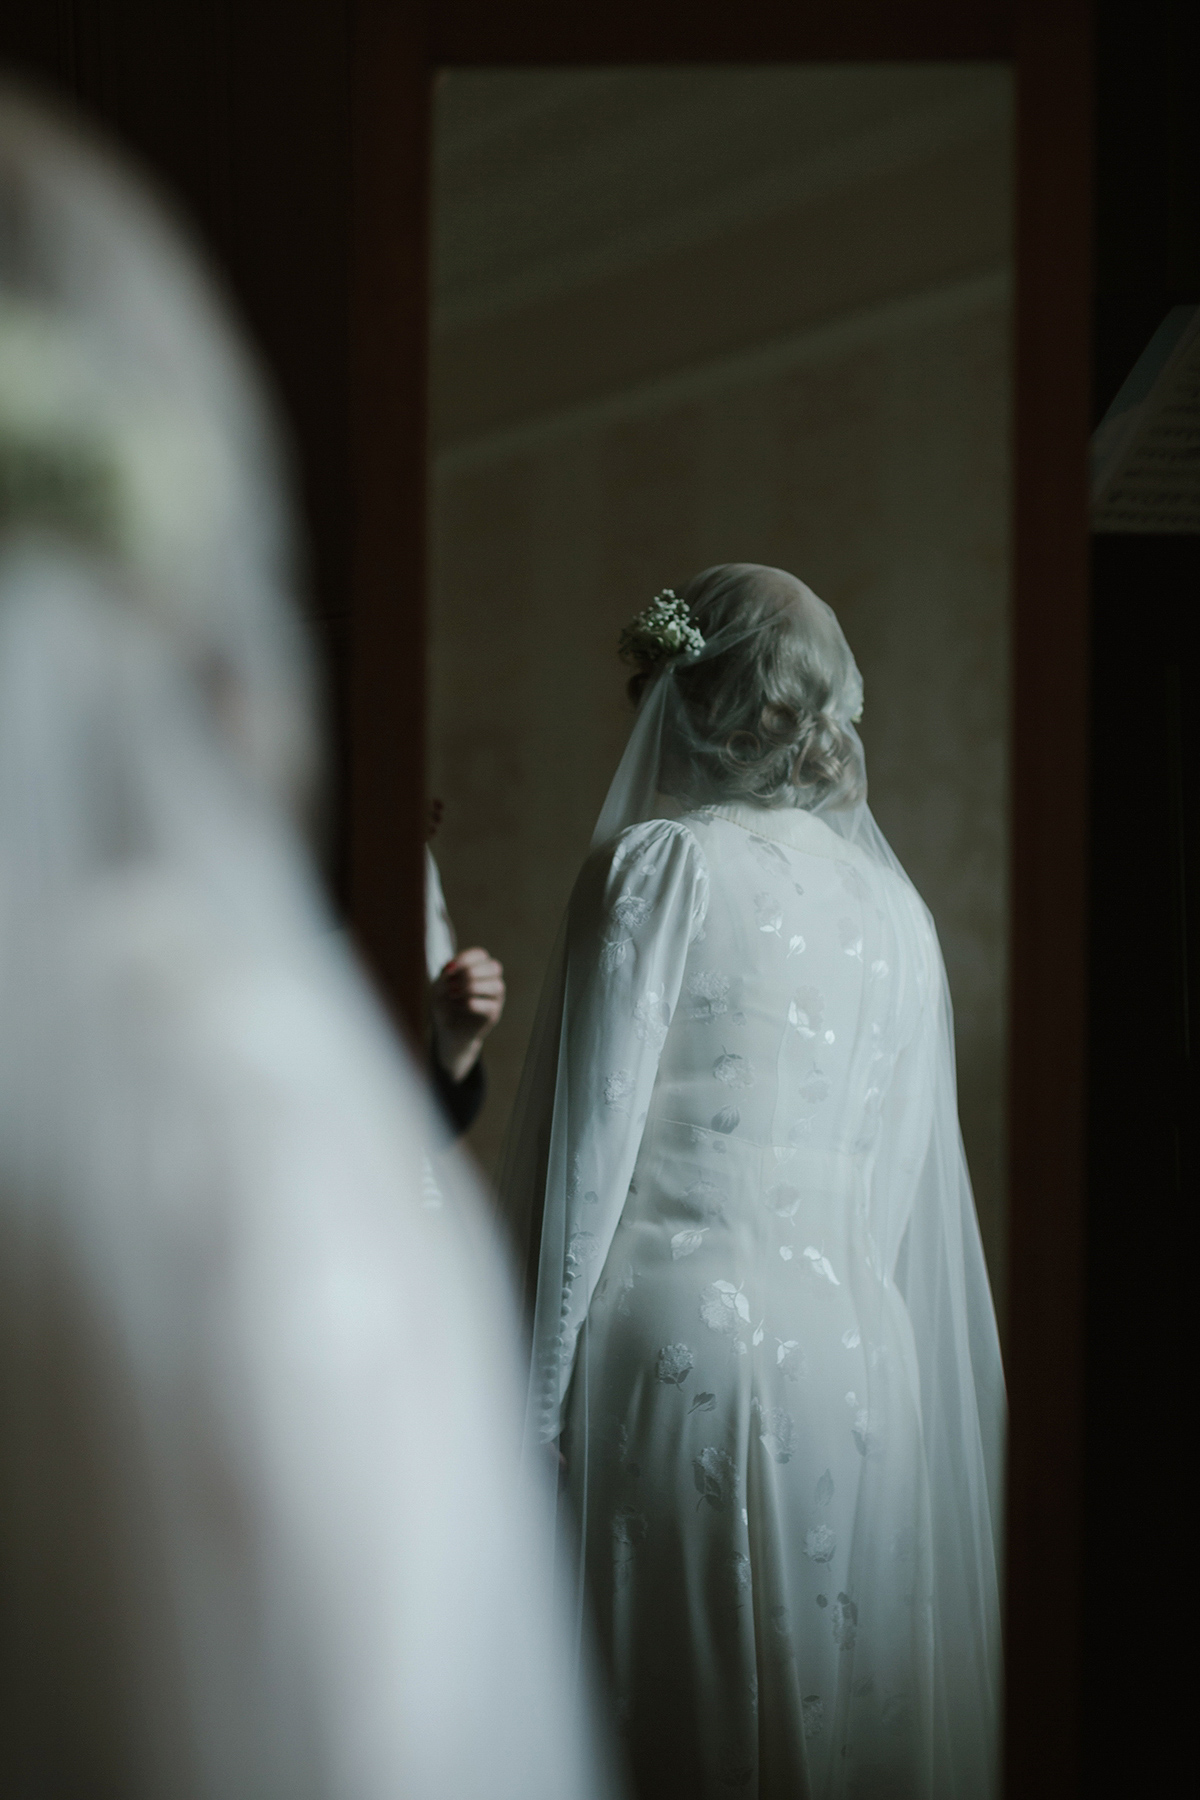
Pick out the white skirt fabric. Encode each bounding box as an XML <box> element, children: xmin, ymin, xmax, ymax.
<box><xmin>568</xmin><ymin>1131</ymin><xmax>933</xmax><ymax>1800</ymax></box>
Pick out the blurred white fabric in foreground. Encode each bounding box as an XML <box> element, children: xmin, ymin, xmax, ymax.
<box><xmin>0</xmin><ymin>88</ymin><xmax>614</xmax><ymax>1800</ymax></box>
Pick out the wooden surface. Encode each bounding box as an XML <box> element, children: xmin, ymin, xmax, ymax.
<box><xmin>1005</xmin><ymin>3</ymin><xmax>1093</xmax><ymax>1795</ymax></box>
<box><xmin>430</xmin><ymin>1</ymin><xmax>1013</xmax><ymax>64</ymax></box>
<box><xmin>348</xmin><ymin>0</ymin><xmax>429</xmax><ymax>1036</ymax></box>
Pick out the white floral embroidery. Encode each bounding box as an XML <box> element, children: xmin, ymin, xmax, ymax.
<box><xmin>634</xmin><ymin>983</ymin><xmax>671</xmax><ymax>1050</ymax></box>
<box><xmin>713</xmin><ymin>1049</ymin><xmax>756</xmax><ymax>1088</ymax></box>
<box><xmin>711</xmin><ymin>1104</ymin><xmax>740</xmax><ymax>1133</ymax></box>
<box><xmin>671</xmin><ymin>1227</ymin><xmax>709</xmax><ymax>1259</ymax></box>
<box><xmin>804</xmin><ymin>1524</ymin><xmax>837</xmax><ymax>1564</ymax></box>
<box><xmin>852</xmin><ymin>1407</ymin><xmax>883</xmax><ymax>1456</ymax></box>
<box><xmin>693</xmin><ymin>1445</ymin><xmax>738</xmax><ymax>1510</ymax></box>
<box><xmin>656</xmin><ymin>1343</ymin><xmax>694</xmax><ymax>1385</ymax></box>
<box><xmin>757</xmin><ymin>1405</ymin><xmax>794</xmax><ymax>1464</ymax></box>
<box><xmin>700</xmin><ymin>1279</ymin><xmax>751</xmax><ymax>1333</ymax></box>
<box><xmin>600</xmin><ymin>891</ymin><xmax>653</xmax><ymax>971</ymax></box>
<box><xmin>788</xmin><ymin>985</ymin><xmax>824</xmax><ymax>1037</ymax></box>
<box><xmin>567</xmin><ymin>1153</ymin><xmax>600</xmax><ymax>1208</ymax></box>
<box><xmin>681</xmin><ymin>1177</ymin><xmax>728</xmax><ymax>1222</ymax></box>
<box><xmin>686</xmin><ymin>968</ymin><xmax>730</xmax><ymax>1022</ymax></box>
<box><xmin>613</xmin><ymin>893</ymin><xmax>652</xmax><ymax>931</ymax></box>
<box><xmin>753</xmin><ymin>892</ymin><xmax>783</xmax><ymax>936</ymax></box>
<box><xmin>566</xmin><ymin>1231</ymin><xmax>598</xmax><ymax>1276</ymax></box>
<box><xmin>603</xmin><ymin>1069</ymin><xmax>635</xmax><ymax>1107</ymax></box>
<box><xmin>764</xmin><ymin>1183</ymin><xmax>802</xmax><ymax>1220</ymax></box>
<box><xmin>840</xmin><ymin>917</ymin><xmax>864</xmax><ymax>960</ymax></box>
<box><xmin>803</xmin><ymin>1245</ymin><xmax>840</xmax><ymax>1285</ymax></box>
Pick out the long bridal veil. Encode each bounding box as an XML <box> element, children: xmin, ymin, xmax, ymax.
<box><xmin>500</xmin><ymin>568</ymin><xmax>1004</xmax><ymax>1797</ymax></box>
<box><xmin>0</xmin><ymin>89</ymin><xmax>614</xmax><ymax>1800</ymax></box>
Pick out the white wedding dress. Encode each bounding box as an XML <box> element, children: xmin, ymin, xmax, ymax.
<box><xmin>503</xmin><ymin>642</ymin><xmax>1004</xmax><ymax>1800</ymax></box>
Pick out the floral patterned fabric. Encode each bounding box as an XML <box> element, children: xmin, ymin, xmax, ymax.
<box><xmin>514</xmin><ymin>798</ymin><xmax>998</xmax><ymax>1800</ymax></box>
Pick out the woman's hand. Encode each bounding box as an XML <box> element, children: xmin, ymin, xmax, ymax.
<box><xmin>431</xmin><ymin>947</ymin><xmax>506</xmax><ymax>1085</ymax></box>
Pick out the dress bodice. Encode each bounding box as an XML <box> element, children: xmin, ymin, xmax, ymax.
<box><xmin>645</xmin><ymin>805</ymin><xmax>931</xmax><ymax>1166</ymax></box>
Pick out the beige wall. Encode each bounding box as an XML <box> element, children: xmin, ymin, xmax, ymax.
<box><xmin>429</xmin><ymin>68</ymin><xmax>1012</xmax><ymax>1334</ymax></box>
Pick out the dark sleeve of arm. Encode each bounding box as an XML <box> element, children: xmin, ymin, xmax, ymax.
<box><xmin>429</xmin><ymin>1050</ymin><xmax>487</xmax><ymax>1137</ymax></box>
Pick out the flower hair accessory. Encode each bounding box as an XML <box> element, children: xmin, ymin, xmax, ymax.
<box><xmin>618</xmin><ymin>588</ymin><xmax>706</xmax><ymax>667</ymax></box>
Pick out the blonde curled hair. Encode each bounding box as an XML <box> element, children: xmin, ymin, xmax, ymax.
<box><xmin>625</xmin><ymin>563</ymin><xmax>865</xmax><ymax>811</ymax></box>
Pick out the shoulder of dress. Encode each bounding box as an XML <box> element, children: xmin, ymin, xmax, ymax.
<box><xmin>614</xmin><ymin>814</ymin><xmax>704</xmax><ymax>853</ymax></box>
<box><xmin>573</xmin><ymin>818</ymin><xmax>709</xmax><ymax>927</ymax></box>
<box><xmin>595</xmin><ymin>816</ymin><xmax>708</xmax><ymax>877</ymax></box>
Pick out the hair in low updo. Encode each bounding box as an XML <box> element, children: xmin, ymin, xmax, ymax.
<box><xmin>624</xmin><ymin>563</ymin><xmax>866</xmax><ymax>812</ymax></box>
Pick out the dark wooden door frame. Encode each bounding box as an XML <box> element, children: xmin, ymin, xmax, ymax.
<box><xmin>347</xmin><ymin>5</ymin><xmax>1092</xmax><ymax>1795</ymax></box>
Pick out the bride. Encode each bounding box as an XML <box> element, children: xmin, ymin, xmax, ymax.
<box><xmin>501</xmin><ymin>565</ymin><xmax>1004</xmax><ymax>1800</ymax></box>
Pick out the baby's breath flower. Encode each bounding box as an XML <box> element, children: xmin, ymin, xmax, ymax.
<box><xmin>618</xmin><ymin>588</ymin><xmax>706</xmax><ymax>666</ymax></box>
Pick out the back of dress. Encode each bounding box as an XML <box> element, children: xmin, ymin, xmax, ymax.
<box><xmin>556</xmin><ymin>803</ymin><xmax>944</xmax><ymax>1798</ymax></box>
<box><xmin>648</xmin><ymin>802</ymin><xmax>932</xmax><ymax>1172</ymax></box>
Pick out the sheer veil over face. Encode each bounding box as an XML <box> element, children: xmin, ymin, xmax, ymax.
<box><xmin>501</xmin><ymin>563</ymin><xmax>1005</xmax><ymax>1799</ymax></box>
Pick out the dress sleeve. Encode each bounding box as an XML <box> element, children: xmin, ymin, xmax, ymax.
<box><xmin>544</xmin><ymin>819</ymin><xmax>708</xmax><ymax>1434</ymax></box>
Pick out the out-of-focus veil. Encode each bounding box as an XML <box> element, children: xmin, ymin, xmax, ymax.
<box><xmin>0</xmin><ymin>87</ymin><xmax>614</xmax><ymax>1800</ymax></box>
<box><xmin>500</xmin><ymin>566</ymin><xmax>1005</xmax><ymax>1797</ymax></box>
